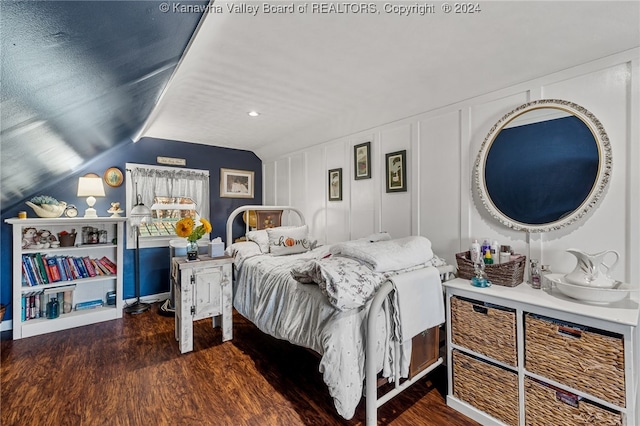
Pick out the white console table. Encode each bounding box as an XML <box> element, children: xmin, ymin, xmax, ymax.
<box><xmin>444</xmin><ymin>278</ymin><xmax>639</xmax><ymax>426</ymax></box>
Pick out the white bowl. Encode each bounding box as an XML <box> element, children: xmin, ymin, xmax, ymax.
<box><xmin>547</xmin><ymin>273</ymin><xmax>632</xmax><ymax>304</ymax></box>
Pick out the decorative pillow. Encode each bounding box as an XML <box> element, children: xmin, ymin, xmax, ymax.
<box><xmin>267</xmin><ymin>225</ymin><xmax>313</xmax><ymax>256</ymax></box>
<box><xmin>245</xmin><ymin>229</ymin><xmax>269</xmax><ymax>253</ymax></box>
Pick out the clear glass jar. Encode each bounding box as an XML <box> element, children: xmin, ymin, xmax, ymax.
<box><xmin>187</xmin><ymin>240</ymin><xmax>199</xmax><ymax>261</ymax></box>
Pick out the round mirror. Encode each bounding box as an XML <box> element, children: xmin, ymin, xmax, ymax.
<box><xmin>475</xmin><ymin>99</ymin><xmax>611</xmax><ymax>233</ymax></box>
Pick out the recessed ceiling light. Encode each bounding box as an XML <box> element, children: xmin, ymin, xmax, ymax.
<box><xmin>248</xmin><ymin>111</ymin><xmax>260</xmax><ymax>117</ymax></box>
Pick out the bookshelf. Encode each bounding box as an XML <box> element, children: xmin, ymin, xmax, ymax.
<box><xmin>5</xmin><ymin>217</ymin><xmax>126</xmax><ymax>339</ymax></box>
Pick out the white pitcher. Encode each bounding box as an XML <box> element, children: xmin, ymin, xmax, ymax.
<box><xmin>564</xmin><ymin>249</ymin><xmax>619</xmax><ymax>288</ymax></box>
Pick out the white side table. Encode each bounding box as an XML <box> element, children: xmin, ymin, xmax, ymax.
<box><xmin>172</xmin><ymin>255</ymin><xmax>233</xmax><ymax>353</ymax></box>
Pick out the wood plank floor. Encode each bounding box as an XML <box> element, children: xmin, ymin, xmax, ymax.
<box><xmin>1</xmin><ymin>304</ymin><xmax>479</xmax><ymax>426</ymax></box>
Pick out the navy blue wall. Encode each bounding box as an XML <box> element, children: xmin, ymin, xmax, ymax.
<box><xmin>1</xmin><ymin>137</ymin><xmax>262</xmax><ymax>322</ymax></box>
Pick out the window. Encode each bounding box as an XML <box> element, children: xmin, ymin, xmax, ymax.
<box><xmin>125</xmin><ymin>163</ymin><xmax>210</xmax><ymax>249</ymax></box>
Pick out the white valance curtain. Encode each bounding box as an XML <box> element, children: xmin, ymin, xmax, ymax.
<box><xmin>129</xmin><ymin>166</ymin><xmax>210</xmax><ymax>221</ymax></box>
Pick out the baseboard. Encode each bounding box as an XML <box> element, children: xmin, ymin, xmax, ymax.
<box><xmin>124</xmin><ymin>292</ymin><xmax>170</xmax><ymax>306</ymax></box>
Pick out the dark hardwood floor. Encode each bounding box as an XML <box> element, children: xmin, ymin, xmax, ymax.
<box><xmin>1</xmin><ymin>304</ymin><xmax>479</xmax><ymax>426</ymax></box>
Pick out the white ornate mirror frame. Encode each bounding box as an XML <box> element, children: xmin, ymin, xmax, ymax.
<box><xmin>475</xmin><ymin>99</ymin><xmax>612</xmax><ymax>233</ymax></box>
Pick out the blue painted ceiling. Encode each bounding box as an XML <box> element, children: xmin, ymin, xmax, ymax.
<box><xmin>0</xmin><ymin>0</ymin><xmax>206</xmax><ymax>209</ymax></box>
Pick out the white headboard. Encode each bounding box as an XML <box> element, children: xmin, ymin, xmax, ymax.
<box><xmin>225</xmin><ymin>205</ymin><xmax>306</xmax><ymax>248</ymax></box>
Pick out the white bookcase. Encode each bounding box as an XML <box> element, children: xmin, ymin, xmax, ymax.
<box><xmin>5</xmin><ymin>217</ymin><xmax>126</xmax><ymax>339</ymax></box>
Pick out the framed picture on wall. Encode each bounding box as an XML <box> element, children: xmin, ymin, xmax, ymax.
<box><xmin>354</xmin><ymin>141</ymin><xmax>371</xmax><ymax>180</ymax></box>
<box><xmin>385</xmin><ymin>150</ymin><xmax>407</xmax><ymax>193</ymax></box>
<box><xmin>328</xmin><ymin>168</ymin><xmax>342</xmax><ymax>201</ymax></box>
<box><xmin>220</xmin><ymin>168</ymin><xmax>254</xmax><ymax>198</ymax></box>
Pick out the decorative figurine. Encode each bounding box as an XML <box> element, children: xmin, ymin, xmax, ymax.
<box><xmin>107</xmin><ymin>202</ymin><xmax>124</xmax><ymax>218</ymax></box>
<box><xmin>471</xmin><ymin>259</ymin><xmax>491</xmax><ymax>288</ymax></box>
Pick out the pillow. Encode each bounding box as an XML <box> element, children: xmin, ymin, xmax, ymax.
<box><xmin>225</xmin><ymin>241</ymin><xmax>261</xmax><ymax>257</ymax></box>
<box><xmin>245</xmin><ymin>229</ymin><xmax>269</xmax><ymax>253</ymax></box>
<box><xmin>267</xmin><ymin>225</ymin><xmax>313</xmax><ymax>256</ymax></box>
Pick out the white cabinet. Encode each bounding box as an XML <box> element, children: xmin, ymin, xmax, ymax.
<box><xmin>444</xmin><ymin>278</ymin><xmax>639</xmax><ymax>426</ymax></box>
<box><xmin>172</xmin><ymin>255</ymin><xmax>233</xmax><ymax>353</ymax></box>
<box><xmin>5</xmin><ymin>217</ymin><xmax>126</xmax><ymax>339</ymax></box>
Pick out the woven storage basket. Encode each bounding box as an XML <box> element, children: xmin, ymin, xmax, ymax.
<box><xmin>453</xmin><ymin>350</ymin><xmax>519</xmax><ymax>426</ymax></box>
<box><xmin>455</xmin><ymin>251</ymin><xmax>525</xmax><ymax>286</ymax></box>
<box><xmin>525</xmin><ymin>377</ymin><xmax>623</xmax><ymax>426</ymax></box>
<box><xmin>451</xmin><ymin>296</ymin><xmax>517</xmax><ymax>366</ymax></box>
<box><xmin>525</xmin><ymin>314</ymin><xmax>625</xmax><ymax>407</ymax></box>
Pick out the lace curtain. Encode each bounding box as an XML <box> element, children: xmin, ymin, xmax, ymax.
<box><xmin>129</xmin><ymin>167</ymin><xmax>209</xmax><ymax>220</ymax></box>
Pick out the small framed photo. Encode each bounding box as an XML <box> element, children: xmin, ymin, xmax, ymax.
<box><xmin>354</xmin><ymin>141</ymin><xmax>371</xmax><ymax>180</ymax></box>
<box><xmin>385</xmin><ymin>150</ymin><xmax>407</xmax><ymax>193</ymax></box>
<box><xmin>220</xmin><ymin>168</ymin><xmax>254</xmax><ymax>198</ymax></box>
<box><xmin>328</xmin><ymin>168</ymin><xmax>343</xmax><ymax>201</ymax></box>
<box><xmin>103</xmin><ymin>167</ymin><xmax>124</xmax><ymax>188</ymax></box>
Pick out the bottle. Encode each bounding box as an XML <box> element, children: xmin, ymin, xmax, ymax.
<box><xmin>484</xmin><ymin>249</ymin><xmax>494</xmax><ymax>265</ymax></box>
<box><xmin>46</xmin><ymin>297</ymin><xmax>60</xmax><ymax>319</ymax></box>
<box><xmin>491</xmin><ymin>240</ymin><xmax>499</xmax><ymax>257</ymax></box>
<box><xmin>540</xmin><ymin>264</ymin><xmax>552</xmax><ymax>291</ymax></box>
<box><xmin>499</xmin><ymin>245</ymin><xmax>511</xmax><ymax>264</ymax></box>
<box><xmin>530</xmin><ymin>260</ymin><xmax>541</xmax><ymax>289</ymax></box>
<box><xmin>470</xmin><ymin>240</ymin><xmax>481</xmax><ymax>264</ymax></box>
<box><xmin>481</xmin><ymin>239</ymin><xmax>491</xmax><ymax>257</ymax></box>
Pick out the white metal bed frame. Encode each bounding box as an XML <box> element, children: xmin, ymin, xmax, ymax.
<box><xmin>226</xmin><ymin>205</ymin><xmax>455</xmax><ymax>425</ymax></box>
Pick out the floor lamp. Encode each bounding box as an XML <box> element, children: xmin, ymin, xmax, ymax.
<box><xmin>124</xmin><ymin>193</ymin><xmax>152</xmax><ymax>314</ymax></box>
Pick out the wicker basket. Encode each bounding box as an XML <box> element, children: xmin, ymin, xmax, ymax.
<box><xmin>456</xmin><ymin>251</ymin><xmax>525</xmax><ymax>287</ymax></box>
<box><xmin>58</xmin><ymin>232</ymin><xmax>77</xmax><ymax>247</ymax></box>
<box><xmin>0</xmin><ymin>304</ymin><xmax>5</xmax><ymax>322</ymax></box>
<box><xmin>525</xmin><ymin>314</ymin><xmax>625</xmax><ymax>407</ymax></box>
<box><xmin>451</xmin><ymin>296</ymin><xmax>517</xmax><ymax>366</ymax></box>
<box><xmin>525</xmin><ymin>377</ymin><xmax>623</xmax><ymax>426</ymax></box>
<box><xmin>453</xmin><ymin>350</ymin><xmax>519</xmax><ymax>426</ymax></box>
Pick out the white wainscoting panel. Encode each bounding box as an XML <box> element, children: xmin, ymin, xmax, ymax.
<box><xmin>380</xmin><ymin>123</ymin><xmax>412</xmax><ymax>238</ymax></box>
<box><xmin>261</xmin><ymin>49</ymin><xmax>639</xmax><ymax>285</ymax></box>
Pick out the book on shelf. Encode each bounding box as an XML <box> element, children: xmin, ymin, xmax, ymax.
<box><xmin>35</xmin><ymin>253</ymin><xmax>52</xmax><ymax>284</ymax></box>
<box><xmin>22</xmin><ymin>255</ymin><xmax>41</xmax><ymax>285</ymax></box>
<box><xmin>82</xmin><ymin>256</ymin><xmax>97</xmax><ymax>277</ymax></box>
<box><xmin>46</xmin><ymin>257</ymin><xmax>62</xmax><ymax>282</ymax></box>
<box><xmin>54</xmin><ymin>256</ymin><xmax>69</xmax><ymax>281</ymax></box>
<box><xmin>21</xmin><ymin>257</ymin><xmax>36</xmax><ymax>286</ymax></box>
<box><xmin>73</xmin><ymin>257</ymin><xmax>89</xmax><ymax>278</ymax></box>
<box><xmin>75</xmin><ymin>299</ymin><xmax>104</xmax><ymax>310</ymax></box>
<box><xmin>93</xmin><ymin>259</ymin><xmax>111</xmax><ymax>275</ymax></box>
<box><xmin>99</xmin><ymin>256</ymin><xmax>117</xmax><ymax>274</ymax></box>
<box><xmin>66</xmin><ymin>257</ymin><xmax>80</xmax><ymax>280</ymax></box>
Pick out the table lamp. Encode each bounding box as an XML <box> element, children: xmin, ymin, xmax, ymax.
<box><xmin>77</xmin><ymin>176</ymin><xmax>106</xmax><ymax>218</ymax></box>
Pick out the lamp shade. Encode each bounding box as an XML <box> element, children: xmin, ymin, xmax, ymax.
<box><xmin>77</xmin><ymin>176</ymin><xmax>106</xmax><ymax>197</ymax></box>
<box><xmin>77</xmin><ymin>176</ymin><xmax>106</xmax><ymax>217</ymax></box>
<box><xmin>129</xmin><ymin>194</ymin><xmax>152</xmax><ymax>227</ymax></box>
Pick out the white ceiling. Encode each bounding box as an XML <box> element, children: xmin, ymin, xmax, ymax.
<box><xmin>140</xmin><ymin>1</ymin><xmax>640</xmax><ymax>161</ymax></box>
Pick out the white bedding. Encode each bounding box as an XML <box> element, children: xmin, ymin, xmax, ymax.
<box><xmin>229</xmin><ymin>239</ymin><xmax>445</xmax><ymax>420</ymax></box>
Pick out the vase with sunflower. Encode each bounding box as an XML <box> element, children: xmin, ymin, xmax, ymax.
<box><xmin>175</xmin><ymin>217</ymin><xmax>212</xmax><ymax>261</ymax></box>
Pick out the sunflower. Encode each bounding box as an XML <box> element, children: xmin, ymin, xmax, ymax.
<box><xmin>175</xmin><ymin>217</ymin><xmax>194</xmax><ymax>238</ymax></box>
<box><xmin>200</xmin><ymin>218</ymin><xmax>212</xmax><ymax>233</ymax></box>
<box><xmin>176</xmin><ymin>216</ymin><xmax>211</xmax><ymax>242</ymax></box>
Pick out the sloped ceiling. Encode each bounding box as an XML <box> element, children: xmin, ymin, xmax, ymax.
<box><xmin>2</xmin><ymin>1</ymin><xmax>639</xmax><ymax>208</ymax></box>
<box><xmin>0</xmin><ymin>0</ymin><xmax>206</xmax><ymax>207</ymax></box>
<box><xmin>140</xmin><ymin>1</ymin><xmax>640</xmax><ymax>161</ymax></box>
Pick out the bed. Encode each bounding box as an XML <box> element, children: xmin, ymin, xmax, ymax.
<box><xmin>225</xmin><ymin>205</ymin><xmax>456</xmax><ymax>425</ymax></box>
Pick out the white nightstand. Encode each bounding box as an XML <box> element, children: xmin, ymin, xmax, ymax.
<box><xmin>172</xmin><ymin>255</ymin><xmax>233</xmax><ymax>353</ymax></box>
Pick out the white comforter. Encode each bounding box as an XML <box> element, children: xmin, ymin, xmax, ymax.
<box><xmin>229</xmin><ymin>238</ymin><xmax>445</xmax><ymax>420</ymax></box>
<box><xmin>231</xmin><ymin>245</ymin><xmax>389</xmax><ymax>419</ymax></box>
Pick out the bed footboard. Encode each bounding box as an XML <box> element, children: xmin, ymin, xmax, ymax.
<box><xmin>365</xmin><ymin>264</ymin><xmax>455</xmax><ymax>425</ymax></box>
